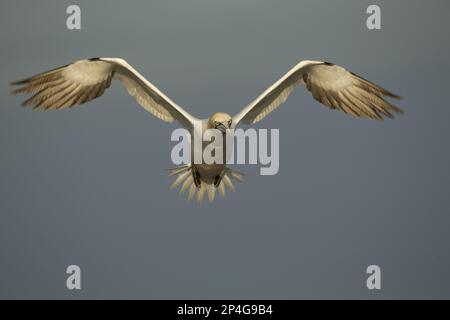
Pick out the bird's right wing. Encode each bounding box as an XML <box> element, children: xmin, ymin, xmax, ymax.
<box><xmin>233</xmin><ymin>60</ymin><xmax>403</xmax><ymax>126</ymax></box>
<box><xmin>11</xmin><ymin>57</ymin><xmax>197</xmax><ymax>129</ymax></box>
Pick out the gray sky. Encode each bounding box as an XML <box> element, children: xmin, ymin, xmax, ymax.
<box><xmin>1</xmin><ymin>0</ymin><xmax>450</xmax><ymax>299</ymax></box>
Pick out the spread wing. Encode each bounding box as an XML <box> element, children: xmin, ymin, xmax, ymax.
<box><xmin>233</xmin><ymin>60</ymin><xmax>403</xmax><ymax>126</ymax></box>
<box><xmin>11</xmin><ymin>57</ymin><xmax>197</xmax><ymax>128</ymax></box>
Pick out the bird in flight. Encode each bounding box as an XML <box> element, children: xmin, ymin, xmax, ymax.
<box><xmin>11</xmin><ymin>58</ymin><xmax>402</xmax><ymax>203</ymax></box>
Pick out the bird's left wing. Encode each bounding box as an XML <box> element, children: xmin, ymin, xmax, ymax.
<box><xmin>233</xmin><ymin>60</ymin><xmax>402</xmax><ymax>126</ymax></box>
<box><xmin>11</xmin><ymin>57</ymin><xmax>197</xmax><ymax>129</ymax></box>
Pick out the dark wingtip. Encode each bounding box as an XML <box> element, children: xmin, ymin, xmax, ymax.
<box><xmin>392</xmin><ymin>106</ymin><xmax>404</xmax><ymax>114</ymax></box>
<box><xmin>10</xmin><ymin>83</ymin><xmax>28</xmax><ymax>95</ymax></box>
<box><xmin>11</xmin><ymin>79</ymin><xmax>28</xmax><ymax>86</ymax></box>
<box><xmin>384</xmin><ymin>91</ymin><xmax>403</xmax><ymax>100</ymax></box>
<box><xmin>10</xmin><ymin>79</ymin><xmax>30</xmax><ymax>95</ymax></box>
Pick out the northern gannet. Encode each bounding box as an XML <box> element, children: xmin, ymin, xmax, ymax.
<box><xmin>11</xmin><ymin>58</ymin><xmax>403</xmax><ymax>203</ymax></box>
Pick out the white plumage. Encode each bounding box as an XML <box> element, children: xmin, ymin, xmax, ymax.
<box><xmin>11</xmin><ymin>57</ymin><xmax>403</xmax><ymax>203</ymax></box>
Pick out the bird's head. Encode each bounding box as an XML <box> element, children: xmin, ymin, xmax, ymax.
<box><xmin>208</xmin><ymin>112</ymin><xmax>232</xmax><ymax>134</ymax></box>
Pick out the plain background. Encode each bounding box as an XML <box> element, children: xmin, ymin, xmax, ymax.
<box><xmin>0</xmin><ymin>0</ymin><xmax>449</xmax><ymax>299</ymax></box>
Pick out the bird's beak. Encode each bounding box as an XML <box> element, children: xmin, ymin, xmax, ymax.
<box><xmin>215</xmin><ymin>123</ymin><xmax>227</xmax><ymax>134</ymax></box>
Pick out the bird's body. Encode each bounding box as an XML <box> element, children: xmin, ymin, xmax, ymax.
<box><xmin>11</xmin><ymin>57</ymin><xmax>403</xmax><ymax>203</ymax></box>
<box><xmin>195</xmin><ymin>114</ymin><xmax>233</xmax><ymax>183</ymax></box>
<box><xmin>171</xmin><ymin>114</ymin><xmax>237</xmax><ymax>203</ymax></box>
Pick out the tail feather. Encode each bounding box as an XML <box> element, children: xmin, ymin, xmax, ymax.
<box><xmin>167</xmin><ymin>165</ymin><xmax>244</xmax><ymax>204</ymax></box>
<box><xmin>180</xmin><ymin>176</ymin><xmax>193</xmax><ymax>195</ymax></box>
<box><xmin>230</xmin><ymin>170</ymin><xmax>245</xmax><ymax>182</ymax></box>
<box><xmin>167</xmin><ymin>165</ymin><xmax>190</xmax><ymax>177</ymax></box>
<box><xmin>206</xmin><ymin>185</ymin><xmax>216</xmax><ymax>203</ymax></box>
<box><xmin>222</xmin><ymin>174</ymin><xmax>235</xmax><ymax>192</ymax></box>
<box><xmin>218</xmin><ymin>182</ymin><xmax>226</xmax><ymax>198</ymax></box>
<box><xmin>188</xmin><ymin>183</ymin><xmax>196</xmax><ymax>201</ymax></box>
<box><xmin>196</xmin><ymin>184</ymin><xmax>207</xmax><ymax>204</ymax></box>
<box><xmin>170</xmin><ymin>170</ymin><xmax>190</xmax><ymax>189</ymax></box>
